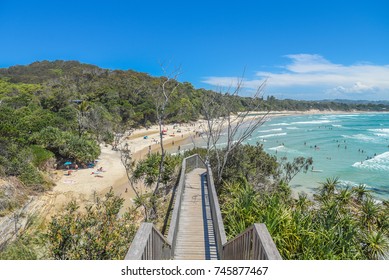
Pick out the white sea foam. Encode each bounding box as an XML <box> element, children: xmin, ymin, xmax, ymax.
<box><xmin>368</xmin><ymin>128</ymin><xmax>389</xmax><ymax>137</ymax></box>
<box><xmin>257</xmin><ymin>128</ymin><xmax>283</xmax><ymax>133</ymax></box>
<box><xmin>250</xmin><ymin>136</ymin><xmax>268</xmax><ymax>142</ymax></box>
<box><xmin>352</xmin><ymin>151</ymin><xmax>389</xmax><ymax>171</ymax></box>
<box><xmin>268</xmin><ymin>145</ymin><xmax>285</xmax><ymax>151</ymax></box>
<box><xmin>328</xmin><ymin>114</ymin><xmax>360</xmax><ymax>118</ymax></box>
<box><xmin>332</xmin><ymin>124</ymin><xmax>343</xmax><ymax>128</ymax></box>
<box><xmin>286</xmin><ymin>127</ymin><xmax>299</xmax><ymax>130</ymax></box>
<box><xmin>375</xmin><ymin>133</ymin><xmax>389</xmax><ymax>138</ymax></box>
<box><xmin>269</xmin><ymin>123</ymin><xmax>291</xmax><ymax>126</ymax></box>
<box><xmin>338</xmin><ymin>180</ymin><xmax>374</xmax><ymax>192</ymax></box>
<box><xmin>342</xmin><ymin>134</ymin><xmax>378</xmax><ymax>142</ymax></box>
<box><xmin>338</xmin><ymin>180</ymin><xmax>386</xmax><ymax>202</ymax></box>
<box><xmin>369</xmin><ymin>128</ymin><xmax>389</xmax><ymax>133</ymax></box>
<box><xmin>268</xmin><ymin>145</ymin><xmax>304</xmax><ymax>155</ymax></box>
<box><xmin>338</xmin><ymin>180</ymin><xmax>376</xmax><ymax>189</ymax></box>
<box><xmin>291</xmin><ymin>120</ymin><xmax>332</xmax><ymax>125</ymax></box>
<box><xmin>259</xmin><ymin>132</ymin><xmax>287</xmax><ymax>138</ymax></box>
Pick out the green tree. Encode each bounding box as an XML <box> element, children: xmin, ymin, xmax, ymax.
<box><xmin>76</xmin><ymin>100</ymin><xmax>91</xmax><ymax>137</ymax></box>
<box><xmin>31</xmin><ymin>127</ymin><xmax>100</xmax><ymax>163</ymax></box>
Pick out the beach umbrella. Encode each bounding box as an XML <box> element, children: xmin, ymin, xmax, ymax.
<box><xmin>64</xmin><ymin>161</ymin><xmax>72</xmax><ymax>165</ymax></box>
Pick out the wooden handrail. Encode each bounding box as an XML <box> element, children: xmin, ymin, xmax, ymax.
<box><xmin>205</xmin><ymin>162</ymin><xmax>227</xmax><ymax>258</ymax></box>
<box><xmin>166</xmin><ymin>157</ymin><xmax>187</xmax><ymax>253</ymax></box>
<box><xmin>204</xmin><ymin>157</ymin><xmax>281</xmax><ymax>260</ymax></box>
<box><xmin>222</xmin><ymin>223</ymin><xmax>282</xmax><ymax>260</ymax></box>
<box><xmin>125</xmin><ymin>223</ymin><xmax>171</xmax><ymax>260</ymax></box>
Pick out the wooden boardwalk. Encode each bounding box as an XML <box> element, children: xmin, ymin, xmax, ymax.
<box><xmin>174</xmin><ymin>168</ymin><xmax>219</xmax><ymax>260</ymax></box>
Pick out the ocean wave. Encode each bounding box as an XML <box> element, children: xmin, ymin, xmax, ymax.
<box><xmin>368</xmin><ymin>128</ymin><xmax>389</xmax><ymax>137</ymax></box>
<box><xmin>375</xmin><ymin>133</ymin><xmax>389</xmax><ymax>138</ymax></box>
<box><xmin>269</xmin><ymin>123</ymin><xmax>291</xmax><ymax>126</ymax></box>
<box><xmin>268</xmin><ymin>145</ymin><xmax>285</xmax><ymax>151</ymax></box>
<box><xmin>259</xmin><ymin>132</ymin><xmax>287</xmax><ymax>138</ymax></box>
<box><xmin>257</xmin><ymin>128</ymin><xmax>283</xmax><ymax>133</ymax></box>
<box><xmin>268</xmin><ymin>145</ymin><xmax>304</xmax><ymax>155</ymax></box>
<box><xmin>247</xmin><ymin>138</ymin><xmax>267</xmax><ymax>143</ymax></box>
<box><xmin>286</xmin><ymin>127</ymin><xmax>299</xmax><ymax>130</ymax></box>
<box><xmin>338</xmin><ymin>180</ymin><xmax>389</xmax><ymax>200</ymax></box>
<box><xmin>332</xmin><ymin>124</ymin><xmax>343</xmax><ymax>128</ymax></box>
<box><xmin>291</xmin><ymin>120</ymin><xmax>332</xmax><ymax>125</ymax></box>
<box><xmin>342</xmin><ymin>134</ymin><xmax>378</xmax><ymax>142</ymax></box>
<box><xmin>327</xmin><ymin>114</ymin><xmax>360</xmax><ymax>118</ymax></box>
<box><xmin>338</xmin><ymin>180</ymin><xmax>371</xmax><ymax>189</ymax></box>
<box><xmin>352</xmin><ymin>151</ymin><xmax>389</xmax><ymax>171</ymax></box>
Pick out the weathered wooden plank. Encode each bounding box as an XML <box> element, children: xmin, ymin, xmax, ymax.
<box><xmin>125</xmin><ymin>223</ymin><xmax>153</xmax><ymax>260</ymax></box>
<box><xmin>254</xmin><ymin>223</ymin><xmax>282</xmax><ymax>260</ymax></box>
<box><xmin>125</xmin><ymin>223</ymin><xmax>172</xmax><ymax>260</ymax></box>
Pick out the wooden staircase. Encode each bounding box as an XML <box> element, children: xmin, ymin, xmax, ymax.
<box><xmin>174</xmin><ymin>168</ymin><xmax>218</xmax><ymax>260</ymax></box>
<box><xmin>125</xmin><ymin>154</ymin><xmax>282</xmax><ymax>261</ymax></box>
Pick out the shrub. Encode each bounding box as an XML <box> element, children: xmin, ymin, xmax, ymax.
<box><xmin>46</xmin><ymin>189</ymin><xmax>138</xmax><ymax>260</ymax></box>
<box><xmin>30</xmin><ymin>145</ymin><xmax>55</xmax><ymax>169</ymax></box>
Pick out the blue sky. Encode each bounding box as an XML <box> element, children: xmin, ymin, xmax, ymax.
<box><xmin>1</xmin><ymin>0</ymin><xmax>388</xmax><ymax>100</ymax></box>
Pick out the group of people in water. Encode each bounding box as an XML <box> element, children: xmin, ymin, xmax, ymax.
<box><xmin>274</xmin><ymin>132</ymin><xmax>379</xmax><ymax>167</ymax></box>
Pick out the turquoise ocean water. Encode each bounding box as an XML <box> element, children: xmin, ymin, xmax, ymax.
<box><xmin>245</xmin><ymin>113</ymin><xmax>389</xmax><ymax>201</ymax></box>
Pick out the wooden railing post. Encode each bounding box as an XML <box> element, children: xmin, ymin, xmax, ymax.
<box><xmin>222</xmin><ymin>224</ymin><xmax>282</xmax><ymax>260</ymax></box>
<box><xmin>253</xmin><ymin>224</ymin><xmax>282</xmax><ymax>260</ymax></box>
<box><xmin>125</xmin><ymin>223</ymin><xmax>153</xmax><ymax>260</ymax></box>
<box><xmin>125</xmin><ymin>223</ymin><xmax>172</xmax><ymax>260</ymax></box>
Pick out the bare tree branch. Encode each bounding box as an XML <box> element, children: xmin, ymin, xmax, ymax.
<box><xmin>149</xmin><ymin>64</ymin><xmax>181</xmax><ymax>219</ymax></box>
<box><xmin>200</xmin><ymin>78</ymin><xmax>269</xmax><ymax>186</ymax></box>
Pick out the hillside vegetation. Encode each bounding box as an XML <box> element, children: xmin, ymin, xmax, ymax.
<box><xmin>1</xmin><ymin>61</ymin><xmax>388</xmax><ymax>259</ymax></box>
<box><xmin>0</xmin><ymin>60</ymin><xmax>388</xmax><ymax>214</ymax></box>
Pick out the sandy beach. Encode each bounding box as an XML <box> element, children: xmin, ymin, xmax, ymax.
<box><xmin>28</xmin><ymin>120</ymin><xmax>207</xmax><ymax>218</ymax></box>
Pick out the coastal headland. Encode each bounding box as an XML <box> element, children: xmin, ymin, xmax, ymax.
<box><xmin>0</xmin><ymin>109</ymin><xmax>377</xmax><ymax>243</ymax></box>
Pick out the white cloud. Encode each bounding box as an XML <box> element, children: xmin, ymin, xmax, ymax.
<box><xmin>283</xmin><ymin>54</ymin><xmax>342</xmax><ymax>73</ymax></box>
<box><xmin>327</xmin><ymin>82</ymin><xmax>379</xmax><ymax>95</ymax></box>
<box><xmin>202</xmin><ymin>54</ymin><xmax>389</xmax><ymax>99</ymax></box>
